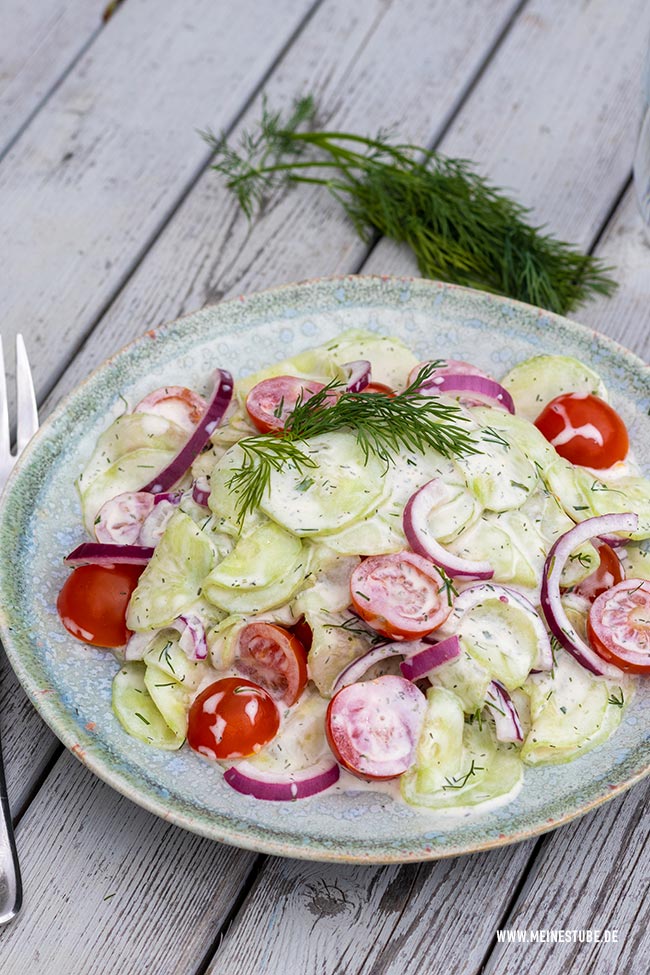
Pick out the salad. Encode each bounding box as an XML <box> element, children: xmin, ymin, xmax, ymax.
<box><xmin>56</xmin><ymin>329</ymin><xmax>650</xmax><ymax>812</ymax></box>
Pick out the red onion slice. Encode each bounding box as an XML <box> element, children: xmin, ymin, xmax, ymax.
<box><xmin>65</xmin><ymin>542</ymin><xmax>154</xmax><ymax>566</ymax></box>
<box><xmin>403</xmin><ymin>479</ymin><xmax>494</xmax><ymax>579</ymax></box>
<box><xmin>444</xmin><ymin>583</ymin><xmax>553</xmax><ymax>672</ymax></box>
<box><xmin>597</xmin><ymin>533</ymin><xmax>628</xmax><ymax>549</ymax></box>
<box><xmin>408</xmin><ymin>359</ymin><xmax>493</xmax><ymax>387</ymax></box>
<box><xmin>141</xmin><ymin>368</ymin><xmax>233</xmax><ymax>494</ymax></box>
<box><xmin>485</xmin><ymin>680</ymin><xmax>523</xmax><ymax>743</ymax></box>
<box><xmin>342</xmin><ymin>359</ymin><xmax>371</xmax><ymax>393</ymax></box>
<box><xmin>419</xmin><ymin>374</ymin><xmax>515</xmax><ymax>413</ymax></box>
<box><xmin>152</xmin><ymin>491</ymin><xmax>183</xmax><ymax>506</ymax></box>
<box><xmin>224</xmin><ymin>759</ymin><xmax>340</xmax><ymax>801</ymax></box>
<box><xmin>192</xmin><ymin>476</ymin><xmax>211</xmax><ymax>507</ymax></box>
<box><xmin>541</xmin><ymin>512</ymin><xmax>638</xmax><ymax>676</ymax></box>
<box><xmin>332</xmin><ymin>643</ymin><xmax>402</xmax><ymax>693</ymax></box>
<box><xmin>400</xmin><ymin>635</ymin><xmax>462</xmax><ymax>681</ymax></box>
<box><xmin>171</xmin><ymin>613</ymin><xmax>208</xmax><ymax>661</ymax></box>
<box><xmin>95</xmin><ymin>492</ymin><xmax>155</xmax><ymax>545</ymax></box>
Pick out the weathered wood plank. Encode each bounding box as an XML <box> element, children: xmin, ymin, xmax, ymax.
<box><xmin>0</xmin><ymin>0</ymin><xmax>318</xmax><ymax>416</ymax></box>
<box><xmin>0</xmin><ymin>752</ymin><xmax>258</xmax><ymax>975</ymax></box>
<box><xmin>481</xmin><ymin>781</ymin><xmax>650</xmax><ymax>975</ymax></box>
<box><xmin>0</xmin><ymin>0</ymin><xmax>319</xmax><ymax>817</ymax></box>
<box><xmin>0</xmin><ymin>0</ymin><xmax>103</xmax><ymax>156</ymax></box>
<box><xmin>579</xmin><ymin>185</ymin><xmax>650</xmax><ymax>360</ymax></box>
<box><xmin>206</xmin><ymin>842</ymin><xmax>535</xmax><ymax>975</ymax></box>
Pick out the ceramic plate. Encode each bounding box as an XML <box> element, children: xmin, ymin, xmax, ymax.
<box><xmin>1</xmin><ymin>275</ymin><xmax>649</xmax><ymax>864</ymax></box>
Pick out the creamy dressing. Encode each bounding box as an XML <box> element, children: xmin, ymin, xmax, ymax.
<box><xmin>102</xmin><ymin>337</ymin><xmax>649</xmax><ymax>815</ymax></box>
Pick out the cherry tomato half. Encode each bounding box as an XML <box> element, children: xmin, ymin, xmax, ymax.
<box><xmin>57</xmin><ymin>563</ymin><xmax>144</xmax><ymax>648</ymax></box>
<box><xmin>350</xmin><ymin>552</ymin><xmax>453</xmax><ymax>640</ymax></box>
<box><xmin>236</xmin><ymin>622</ymin><xmax>308</xmax><ymax>705</ymax></box>
<box><xmin>587</xmin><ymin>579</ymin><xmax>650</xmax><ymax>673</ymax></box>
<box><xmin>245</xmin><ymin>376</ymin><xmax>329</xmax><ymax>434</ymax></box>
<box><xmin>290</xmin><ymin>617</ymin><xmax>313</xmax><ymax>652</ymax></box>
<box><xmin>187</xmin><ymin>677</ymin><xmax>280</xmax><ymax>760</ymax></box>
<box><xmin>570</xmin><ymin>540</ymin><xmax>625</xmax><ymax>603</ymax></box>
<box><xmin>326</xmin><ymin>675</ymin><xmax>426</xmax><ymax>780</ymax></box>
<box><xmin>134</xmin><ymin>385</ymin><xmax>207</xmax><ymax>433</ymax></box>
<box><xmin>534</xmin><ymin>392</ymin><xmax>629</xmax><ymax>469</ymax></box>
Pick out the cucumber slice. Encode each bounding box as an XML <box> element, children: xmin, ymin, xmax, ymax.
<box><xmin>622</xmin><ymin>540</ymin><xmax>650</xmax><ymax>580</ymax></box>
<box><xmin>306</xmin><ymin>609</ymin><xmax>377</xmax><ymax>696</ymax></box>
<box><xmin>469</xmin><ymin>406</ymin><xmax>556</xmax><ymax>470</ymax></box>
<box><xmin>429</xmin><ymin>649</ymin><xmax>492</xmax><ymax>713</ymax></box>
<box><xmin>293</xmin><ymin>546</ymin><xmax>360</xmax><ymax>616</ymax></box>
<box><xmin>127</xmin><ymin>511</ymin><xmax>215</xmax><ymax>630</ymax></box>
<box><xmin>522</xmin><ymin>649</ymin><xmax>626</xmax><ymax>765</ymax></box>
<box><xmin>446</xmin><ymin>514</ymin><xmax>537</xmax><ymax>587</ymax></box>
<box><xmin>78</xmin><ymin>412</ymin><xmax>187</xmax><ymax>488</ymax></box>
<box><xmin>404</xmin><ymin>687</ymin><xmax>465</xmax><ymax>795</ymax></box>
<box><xmin>79</xmin><ymin>446</ymin><xmax>178</xmax><ymax>533</ymax></box>
<box><xmin>203</xmin><ymin>521</ymin><xmax>308</xmax><ymax>614</ymax></box>
<box><xmin>501</xmin><ymin>354</ymin><xmax>608</xmax><ymax>421</ymax></box>
<box><xmin>450</xmin><ymin>592</ymin><xmax>539</xmax><ymax>690</ymax></box>
<box><xmin>579</xmin><ymin>474</ymin><xmax>650</xmax><ymax>541</ymax></box>
<box><xmin>112</xmin><ymin>662</ymin><xmax>183</xmax><ymax>749</ymax></box>
<box><xmin>260</xmin><ymin>432</ymin><xmax>385</xmax><ymax>536</ymax></box>
<box><xmin>247</xmin><ymin>689</ymin><xmax>330</xmax><ymax>773</ymax></box>
<box><xmin>455</xmin><ymin>421</ymin><xmax>538</xmax><ymax>512</ymax></box>
<box><xmin>144</xmin><ymin>664</ymin><xmax>190</xmax><ymax>739</ymax></box>
<box><xmin>401</xmin><ymin>715</ymin><xmax>522</xmax><ymax>810</ymax></box>
<box><xmin>143</xmin><ymin>633</ymin><xmax>208</xmax><ymax>691</ymax></box>
<box><xmin>520</xmin><ymin>489</ymin><xmax>599</xmax><ymax>586</ymax></box>
<box><xmin>324</xmin><ymin>329</ymin><xmax>418</xmax><ymax>391</ymax></box>
<box><xmin>207</xmin><ymin>521</ymin><xmax>302</xmax><ymax>590</ymax></box>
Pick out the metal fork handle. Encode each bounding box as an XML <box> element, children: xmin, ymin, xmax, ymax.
<box><xmin>0</xmin><ymin>731</ymin><xmax>21</xmax><ymax>924</ymax></box>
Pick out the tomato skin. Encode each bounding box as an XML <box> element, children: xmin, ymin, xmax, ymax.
<box><xmin>588</xmin><ymin>579</ymin><xmax>650</xmax><ymax>673</ymax></box>
<box><xmin>245</xmin><ymin>376</ymin><xmax>328</xmax><ymax>434</ymax></box>
<box><xmin>360</xmin><ymin>382</ymin><xmax>395</xmax><ymax>397</ymax></box>
<box><xmin>134</xmin><ymin>385</ymin><xmax>206</xmax><ymax>432</ymax></box>
<box><xmin>570</xmin><ymin>541</ymin><xmax>625</xmax><ymax>602</ymax></box>
<box><xmin>534</xmin><ymin>393</ymin><xmax>629</xmax><ymax>469</ymax></box>
<box><xmin>236</xmin><ymin>622</ymin><xmax>308</xmax><ymax>705</ymax></box>
<box><xmin>290</xmin><ymin>618</ymin><xmax>313</xmax><ymax>652</ymax></box>
<box><xmin>325</xmin><ymin>676</ymin><xmax>426</xmax><ymax>780</ymax></box>
<box><xmin>57</xmin><ymin>563</ymin><xmax>144</xmax><ymax>648</ymax></box>
<box><xmin>350</xmin><ymin>552</ymin><xmax>453</xmax><ymax>640</ymax></box>
<box><xmin>188</xmin><ymin>677</ymin><xmax>280</xmax><ymax>760</ymax></box>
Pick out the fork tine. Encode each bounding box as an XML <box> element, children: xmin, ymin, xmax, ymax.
<box><xmin>15</xmin><ymin>334</ymin><xmax>38</xmax><ymax>455</ymax></box>
<box><xmin>0</xmin><ymin>337</ymin><xmax>11</xmax><ymax>486</ymax></box>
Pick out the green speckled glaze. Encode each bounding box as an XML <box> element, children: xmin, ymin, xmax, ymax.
<box><xmin>1</xmin><ymin>276</ymin><xmax>649</xmax><ymax>864</ymax></box>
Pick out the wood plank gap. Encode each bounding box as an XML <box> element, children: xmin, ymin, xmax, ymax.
<box><xmin>0</xmin><ymin>21</ymin><xmax>104</xmax><ymax>167</ymax></box>
<box><xmin>31</xmin><ymin>0</ymin><xmax>326</xmax><ymax>423</ymax></box>
<box><xmin>475</xmin><ymin>836</ymin><xmax>547</xmax><ymax>975</ymax></box>
<box><xmin>10</xmin><ymin>741</ymin><xmax>63</xmax><ymax>829</ymax></box>
<box><xmin>586</xmin><ymin>172</ymin><xmax>634</xmax><ymax>257</ymax></box>
<box><xmin>193</xmin><ymin>854</ymin><xmax>268</xmax><ymax>975</ymax></box>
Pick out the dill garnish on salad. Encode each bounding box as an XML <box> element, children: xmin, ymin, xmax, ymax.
<box><xmin>57</xmin><ymin>329</ymin><xmax>650</xmax><ymax>809</ymax></box>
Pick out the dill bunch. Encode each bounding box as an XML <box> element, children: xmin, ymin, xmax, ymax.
<box><xmin>203</xmin><ymin>96</ymin><xmax>616</xmax><ymax>315</ymax></box>
<box><xmin>226</xmin><ymin>364</ymin><xmax>478</xmax><ymax>523</ymax></box>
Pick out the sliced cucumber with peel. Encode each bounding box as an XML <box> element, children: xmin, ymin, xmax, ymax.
<box><xmin>501</xmin><ymin>354</ymin><xmax>608</xmax><ymax>421</ymax></box>
<box><xmin>112</xmin><ymin>662</ymin><xmax>184</xmax><ymax>750</ymax></box>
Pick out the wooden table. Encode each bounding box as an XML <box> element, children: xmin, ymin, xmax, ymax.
<box><xmin>1</xmin><ymin>1</ymin><xmax>649</xmax><ymax>971</ymax></box>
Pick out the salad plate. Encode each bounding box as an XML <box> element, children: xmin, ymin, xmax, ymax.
<box><xmin>1</xmin><ymin>274</ymin><xmax>649</xmax><ymax>864</ymax></box>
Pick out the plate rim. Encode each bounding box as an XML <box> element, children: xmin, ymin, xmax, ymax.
<box><xmin>2</xmin><ymin>273</ymin><xmax>650</xmax><ymax>864</ymax></box>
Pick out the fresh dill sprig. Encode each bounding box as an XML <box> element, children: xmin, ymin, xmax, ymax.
<box><xmin>227</xmin><ymin>364</ymin><xmax>478</xmax><ymax>523</ymax></box>
<box><xmin>608</xmin><ymin>688</ymin><xmax>625</xmax><ymax>708</ymax></box>
<box><xmin>442</xmin><ymin>759</ymin><xmax>484</xmax><ymax>791</ymax></box>
<box><xmin>226</xmin><ymin>435</ymin><xmax>318</xmax><ymax>521</ymax></box>
<box><xmin>204</xmin><ymin>96</ymin><xmax>617</xmax><ymax>314</ymax></box>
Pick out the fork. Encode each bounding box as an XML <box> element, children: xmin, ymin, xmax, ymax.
<box><xmin>0</xmin><ymin>334</ymin><xmax>38</xmax><ymax>925</ymax></box>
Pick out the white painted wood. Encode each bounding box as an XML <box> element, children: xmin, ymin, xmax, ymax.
<box><xmin>0</xmin><ymin>0</ymin><xmax>317</xmax><ymax>416</ymax></box>
<box><xmin>2</xmin><ymin>0</ymin><xmax>523</xmax><ymax>811</ymax></box>
<box><xmin>0</xmin><ymin>0</ymin><xmax>319</xmax><ymax>817</ymax></box>
<box><xmin>0</xmin><ymin>0</ymin><xmax>103</xmax><ymax>154</ymax></box>
<box><xmin>579</xmin><ymin>185</ymin><xmax>650</xmax><ymax>360</ymax></box>
<box><xmin>364</xmin><ymin>0</ymin><xmax>650</xmax><ymax>281</ymax></box>
<box><xmin>206</xmin><ymin>841</ymin><xmax>536</xmax><ymax>975</ymax></box>
<box><xmin>482</xmin><ymin>781</ymin><xmax>650</xmax><ymax>975</ymax></box>
<box><xmin>0</xmin><ymin>752</ymin><xmax>258</xmax><ymax>975</ymax></box>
